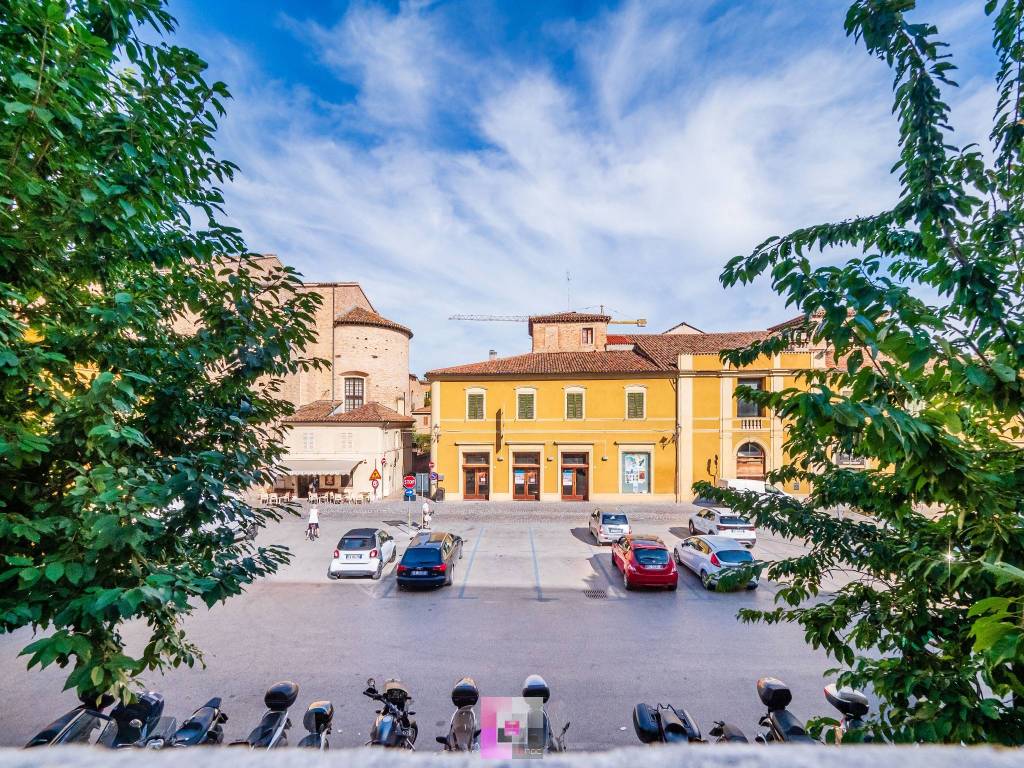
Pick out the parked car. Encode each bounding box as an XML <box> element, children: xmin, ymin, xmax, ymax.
<box><xmin>673</xmin><ymin>535</ymin><xmax>758</xmax><ymax>590</ymax></box>
<box><xmin>688</xmin><ymin>502</ymin><xmax>757</xmax><ymax>547</ymax></box>
<box><xmin>588</xmin><ymin>510</ymin><xmax>632</xmax><ymax>544</ymax></box>
<box><xmin>396</xmin><ymin>531</ymin><xmax>464</xmax><ymax>589</ymax></box>
<box><xmin>328</xmin><ymin>528</ymin><xmax>397</xmax><ymax>580</ymax></box>
<box><xmin>611</xmin><ymin>534</ymin><xmax>678</xmax><ymax>591</ymax></box>
<box><xmin>718</xmin><ymin>478</ymin><xmax>789</xmax><ymax>497</ymax></box>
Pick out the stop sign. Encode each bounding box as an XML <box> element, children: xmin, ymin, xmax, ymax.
<box><xmin>403</xmin><ymin>475</ymin><xmax>416</xmax><ymax>489</ymax></box>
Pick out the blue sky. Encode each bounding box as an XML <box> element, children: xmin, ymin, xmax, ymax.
<box><xmin>166</xmin><ymin>0</ymin><xmax>998</xmax><ymax>374</ymax></box>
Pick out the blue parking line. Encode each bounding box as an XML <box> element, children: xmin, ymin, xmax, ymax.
<box><xmin>528</xmin><ymin>526</ymin><xmax>544</xmax><ymax>601</ymax></box>
<box><xmin>457</xmin><ymin>527</ymin><xmax>485</xmax><ymax>599</ymax></box>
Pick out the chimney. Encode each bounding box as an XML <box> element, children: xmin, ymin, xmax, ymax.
<box><xmin>488</xmin><ymin>349</ymin><xmax>497</xmax><ymax>360</ymax></box>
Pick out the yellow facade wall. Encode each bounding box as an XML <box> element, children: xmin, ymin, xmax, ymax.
<box><xmin>432</xmin><ymin>375</ymin><xmax>678</xmax><ymax>502</ymax></box>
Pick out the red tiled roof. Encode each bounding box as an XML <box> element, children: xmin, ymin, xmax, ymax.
<box><xmin>282</xmin><ymin>400</ymin><xmax>415</xmax><ymax>425</ymax></box>
<box><xmin>606</xmin><ymin>335</ymin><xmax>629</xmax><ymax>344</ymax></box>
<box><xmin>623</xmin><ymin>331</ymin><xmax>770</xmax><ymax>367</ymax></box>
<box><xmin>411</xmin><ymin>405</ymin><xmax>432</xmax><ymax>414</ymax></box>
<box><xmin>334</xmin><ymin>306</ymin><xmax>413</xmax><ymax>338</ymax></box>
<box><xmin>426</xmin><ymin>350</ymin><xmax>664</xmax><ymax>378</ymax></box>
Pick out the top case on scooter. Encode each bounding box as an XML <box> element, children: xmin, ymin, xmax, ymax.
<box><xmin>264</xmin><ymin>681</ymin><xmax>299</xmax><ymax>711</ymax></box>
<box><xmin>451</xmin><ymin>677</ymin><xmax>479</xmax><ymax>708</ymax></box>
<box><xmin>303</xmin><ymin>701</ymin><xmax>334</xmax><ymax>734</ymax></box>
<box><xmin>756</xmin><ymin>677</ymin><xmax>792</xmax><ymax>711</ymax></box>
<box><xmin>824</xmin><ymin>684</ymin><xmax>869</xmax><ymax>718</ymax></box>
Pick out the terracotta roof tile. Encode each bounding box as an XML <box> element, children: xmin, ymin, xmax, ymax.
<box><xmin>427</xmin><ymin>350</ymin><xmax>664</xmax><ymax>378</ymax></box>
<box><xmin>282</xmin><ymin>400</ymin><xmax>415</xmax><ymax>425</ymax></box>
<box><xmin>623</xmin><ymin>331</ymin><xmax>770</xmax><ymax>367</ymax></box>
<box><xmin>334</xmin><ymin>306</ymin><xmax>413</xmax><ymax>338</ymax></box>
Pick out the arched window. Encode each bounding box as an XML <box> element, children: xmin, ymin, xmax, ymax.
<box><xmin>736</xmin><ymin>442</ymin><xmax>766</xmax><ymax>480</ymax></box>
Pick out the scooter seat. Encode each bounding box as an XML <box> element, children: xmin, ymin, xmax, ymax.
<box><xmin>172</xmin><ymin>699</ymin><xmax>221</xmax><ymax>745</ymax></box>
<box><xmin>248</xmin><ymin>711</ymin><xmax>287</xmax><ymax>747</ymax></box>
<box><xmin>770</xmin><ymin>710</ymin><xmax>816</xmax><ymax>743</ymax></box>
<box><xmin>710</xmin><ymin>721</ymin><xmax>749</xmax><ymax>743</ymax></box>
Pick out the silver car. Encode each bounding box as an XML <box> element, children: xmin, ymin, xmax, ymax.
<box><xmin>689</xmin><ymin>501</ymin><xmax>757</xmax><ymax>547</ymax></box>
<box><xmin>673</xmin><ymin>535</ymin><xmax>758</xmax><ymax>590</ymax></box>
<box><xmin>588</xmin><ymin>510</ymin><xmax>631</xmax><ymax>544</ymax></box>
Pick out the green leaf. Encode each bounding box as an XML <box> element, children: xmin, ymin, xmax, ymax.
<box><xmin>44</xmin><ymin>562</ymin><xmax>64</xmax><ymax>583</ymax></box>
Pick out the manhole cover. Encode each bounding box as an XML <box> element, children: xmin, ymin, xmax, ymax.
<box><xmin>583</xmin><ymin>589</ymin><xmax>608</xmax><ymax>599</ymax></box>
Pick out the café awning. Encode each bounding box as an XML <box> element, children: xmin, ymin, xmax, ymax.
<box><xmin>282</xmin><ymin>459</ymin><xmax>362</xmax><ymax>476</ymax></box>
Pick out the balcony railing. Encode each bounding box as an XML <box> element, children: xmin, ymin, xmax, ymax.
<box><xmin>734</xmin><ymin>417</ymin><xmax>766</xmax><ymax>431</ymax></box>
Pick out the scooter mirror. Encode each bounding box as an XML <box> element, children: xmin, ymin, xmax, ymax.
<box><xmin>435</xmin><ymin>736</ymin><xmax>447</xmax><ymax>745</ymax></box>
<box><xmin>366</xmin><ymin>677</ymin><xmax>376</xmax><ymax>689</ymax></box>
<box><xmin>129</xmin><ymin>719</ymin><xmax>143</xmax><ymax>729</ymax></box>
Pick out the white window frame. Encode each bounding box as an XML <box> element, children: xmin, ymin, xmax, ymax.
<box><xmin>624</xmin><ymin>385</ymin><xmax>647</xmax><ymax>420</ymax></box>
<box><xmin>466</xmin><ymin>388</ymin><xmax>486</xmax><ymax>421</ymax></box>
<box><xmin>301</xmin><ymin>431</ymin><xmax>316</xmax><ymax>451</ymax></box>
<box><xmin>564</xmin><ymin>387</ymin><xmax>585</xmax><ymax>420</ymax></box>
<box><xmin>343</xmin><ymin>375</ymin><xmax>366</xmax><ymax>412</ymax></box>
<box><xmin>515</xmin><ymin>387</ymin><xmax>537</xmax><ymax>421</ymax></box>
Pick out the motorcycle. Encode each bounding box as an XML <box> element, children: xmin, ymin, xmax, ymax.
<box><xmin>633</xmin><ymin>703</ymin><xmax>702</xmax><ymax>744</ymax></box>
<box><xmin>25</xmin><ymin>691</ymin><xmax>116</xmax><ymax>747</ymax></box>
<box><xmin>363</xmin><ymin>677</ymin><xmax>418</xmax><ymax>749</ymax></box>
<box><xmin>754</xmin><ymin>677</ymin><xmax>817</xmax><ymax>744</ymax></box>
<box><xmin>166</xmin><ymin>697</ymin><xmax>229</xmax><ymax>747</ymax></box>
<box><xmin>706</xmin><ymin>720</ymin><xmax>750</xmax><ymax>743</ymax></box>
<box><xmin>521</xmin><ymin>674</ymin><xmax>570</xmax><ymax>753</ymax></box>
<box><xmin>822</xmin><ymin>683</ymin><xmax>871</xmax><ymax>743</ymax></box>
<box><xmin>231</xmin><ymin>681</ymin><xmax>299</xmax><ymax>749</ymax></box>
<box><xmin>297</xmin><ymin>700</ymin><xmax>334</xmax><ymax>750</ymax></box>
<box><xmin>436</xmin><ymin>677</ymin><xmax>481</xmax><ymax>751</ymax></box>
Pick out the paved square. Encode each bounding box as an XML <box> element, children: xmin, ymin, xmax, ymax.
<box><xmin>0</xmin><ymin>500</ymin><xmax>842</xmax><ymax>750</ymax></box>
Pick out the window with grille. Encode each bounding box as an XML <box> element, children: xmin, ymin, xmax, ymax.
<box><xmin>736</xmin><ymin>378</ymin><xmax>764</xmax><ymax>417</ymax></box>
<box><xmin>626</xmin><ymin>390</ymin><xmax>645</xmax><ymax>419</ymax></box>
<box><xmin>344</xmin><ymin>377</ymin><xmax>364</xmax><ymax>411</ymax></box>
<box><xmin>517</xmin><ymin>391</ymin><xmax>535</xmax><ymax>419</ymax></box>
<box><xmin>566</xmin><ymin>391</ymin><xmax>583</xmax><ymax>419</ymax></box>
<box><xmin>467</xmin><ymin>392</ymin><xmax>485</xmax><ymax>420</ymax></box>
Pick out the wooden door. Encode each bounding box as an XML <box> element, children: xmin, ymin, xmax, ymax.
<box><xmin>560</xmin><ymin>453</ymin><xmax>589</xmax><ymax>501</ymax></box>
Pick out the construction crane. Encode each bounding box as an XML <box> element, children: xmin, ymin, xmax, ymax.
<box><xmin>449</xmin><ymin>313</ymin><xmax>647</xmax><ymax>327</ymax></box>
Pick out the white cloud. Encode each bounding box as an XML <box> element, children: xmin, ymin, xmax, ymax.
<box><xmin>177</xmin><ymin>0</ymin><xmax>994</xmax><ymax>373</ymax></box>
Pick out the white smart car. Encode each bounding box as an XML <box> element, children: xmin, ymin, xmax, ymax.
<box><xmin>328</xmin><ymin>527</ymin><xmax>396</xmax><ymax>580</ymax></box>
<box><xmin>674</xmin><ymin>535</ymin><xmax>758</xmax><ymax>590</ymax></box>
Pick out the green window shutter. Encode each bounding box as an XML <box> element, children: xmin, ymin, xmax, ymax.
<box><xmin>467</xmin><ymin>393</ymin><xmax>484</xmax><ymax>420</ymax></box>
<box><xmin>517</xmin><ymin>392</ymin><xmax>535</xmax><ymax>419</ymax></box>
<box><xmin>627</xmin><ymin>391</ymin><xmax>645</xmax><ymax>419</ymax></box>
<box><xmin>566</xmin><ymin>392</ymin><xmax>583</xmax><ymax>419</ymax></box>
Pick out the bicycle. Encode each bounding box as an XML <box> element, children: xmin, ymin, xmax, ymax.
<box><xmin>306</xmin><ymin>524</ymin><xmax>319</xmax><ymax>541</ymax></box>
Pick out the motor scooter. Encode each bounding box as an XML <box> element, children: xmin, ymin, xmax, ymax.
<box><xmin>297</xmin><ymin>700</ymin><xmax>334</xmax><ymax>750</ymax></box>
<box><xmin>754</xmin><ymin>677</ymin><xmax>816</xmax><ymax>744</ymax></box>
<box><xmin>231</xmin><ymin>681</ymin><xmax>299</xmax><ymax>749</ymax></box>
<box><xmin>632</xmin><ymin>702</ymin><xmax>702</xmax><ymax>743</ymax></box>
<box><xmin>521</xmin><ymin>675</ymin><xmax>570</xmax><ymax>754</ymax></box>
<box><xmin>436</xmin><ymin>677</ymin><xmax>481</xmax><ymax>751</ymax></box>
<box><xmin>823</xmin><ymin>683</ymin><xmax>871</xmax><ymax>743</ymax></box>
<box><xmin>167</xmin><ymin>697</ymin><xmax>229</xmax><ymax>747</ymax></box>
<box><xmin>25</xmin><ymin>692</ymin><xmax>116</xmax><ymax>747</ymax></box>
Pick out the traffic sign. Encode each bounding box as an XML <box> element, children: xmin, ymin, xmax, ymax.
<box><xmin>381</xmin><ymin>456</ymin><xmax>387</xmax><ymax>467</ymax></box>
<box><xmin>428</xmin><ymin>461</ymin><xmax>435</xmax><ymax>469</ymax></box>
<box><xmin>371</xmin><ymin>479</ymin><xmax>379</xmax><ymax>490</ymax></box>
<box><xmin>369</xmin><ymin>468</ymin><xmax>382</xmax><ymax>482</ymax></box>
<box><xmin>403</xmin><ymin>475</ymin><xmax>416</xmax><ymax>489</ymax></box>
<box><xmin>430</xmin><ymin>472</ymin><xmax>438</xmax><ymax>481</ymax></box>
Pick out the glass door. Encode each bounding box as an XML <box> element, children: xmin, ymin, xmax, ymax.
<box><xmin>560</xmin><ymin>453</ymin><xmax>589</xmax><ymax>501</ymax></box>
<box><xmin>462</xmin><ymin>452</ymin><xmax>490</xmax><ymax>500</ymax></box>
<box><xmin>512</xmin><ymin>452</ymin><xmax>541</xmax><ymax>501</ymax></box>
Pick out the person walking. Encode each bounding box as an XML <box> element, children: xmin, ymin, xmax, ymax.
<box><xmin>307</xmin><ymin>504</ymin><xmax>320</xmax><ymax>540</ymax></box>
<box><xmin>420</xmin><ymin>499</ymin><xmax>432</xmax><ymax>530</ymax></box>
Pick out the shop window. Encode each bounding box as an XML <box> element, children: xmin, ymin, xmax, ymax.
<box><xmin>344</xmin><ymin>377</ymin><xmax>365</xmax><ymax>411</ymax></box>
<box><xmin>622</xmin><ymin>452</ymin><xmax>651</xmax><ymax>494</ymax></box>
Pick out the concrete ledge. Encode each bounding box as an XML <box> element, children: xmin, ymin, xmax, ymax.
<box><xmin>4</xmin><ymin>745</ymin><xmax>1024</xmax><ymax>768</ymax></box>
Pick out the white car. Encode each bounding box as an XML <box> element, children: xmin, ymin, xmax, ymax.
<box><xmin>689</xmin><ymin>502</ymin><xmax>757</xmax><ymax>547</ymax></box>
<box><xmin>588</xmin><ymin>510</ymin><xmax>632</xmax><ymax>544</ymax></box>
<box><xmin>674</xmin><ymin>535</ymin><xmax>758</xmax><ymax>590</ymax></box>
<box><xmin>328</xmin><ymin>527</ymin><xmax>396</xmax><ymax>580</ymax></box>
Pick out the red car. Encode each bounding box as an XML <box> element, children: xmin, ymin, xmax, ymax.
<box><xmin>611</xmin><ymin>535</ymin><xmax>678</xmax><ymax>591</ymax></box>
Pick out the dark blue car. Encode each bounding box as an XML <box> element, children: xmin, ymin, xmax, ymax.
<box><xmin>396</xmin><ymin>531</ymin><xmax>464</xmax><ymax>589</ymax></box>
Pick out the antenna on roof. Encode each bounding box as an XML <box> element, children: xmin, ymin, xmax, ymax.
<box><xmin>566</xmin><ymin>271</ymin><xmax>571</xmax><ymax>310</ymax></box>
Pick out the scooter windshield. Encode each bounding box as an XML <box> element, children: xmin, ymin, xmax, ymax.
<box><xmin>450</xmin><ymin>708</ymin><xmax>477</xmax><ymax>751</ymax></box>
<box><xmin>57</xmin><ymin>712</ymin><xmax>117</xmax><ymax>746</ymax></box>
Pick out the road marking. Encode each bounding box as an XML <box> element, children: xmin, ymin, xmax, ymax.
<box><xmin>457</xmin><ymin>527</ymin><xmax>485</xmax><ymax>599</ymax></box>
<box><xmin>592</xmin><ymin>548</ymin><xmax>624</xmax><ymax>597</ymax></box>
<box><xmin>528</xmin><ymin>526</ymin><xmax>544</xmax><ymax>601</ymax></box>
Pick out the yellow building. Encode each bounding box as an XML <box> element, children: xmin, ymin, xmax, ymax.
<box><xmin>425</xmin><ymin>312</ymin><xmax>826</xmax><ymax>502</ymax></box>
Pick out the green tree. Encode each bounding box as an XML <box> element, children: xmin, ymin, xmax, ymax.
<box><xmin>0</xmin><ymin>0</ymin><xmax>323</xmax><ymax>700</ymax></box>
<box><xmin>700</xmin><ymin>0</ymin><xmax>1024</xmax><ymax>744</ymax></box>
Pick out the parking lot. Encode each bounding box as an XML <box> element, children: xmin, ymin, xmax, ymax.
<box><xmin>0</xmin><ymin>500</ymin><xmax>843</xmax><ymax>750</ymax></box>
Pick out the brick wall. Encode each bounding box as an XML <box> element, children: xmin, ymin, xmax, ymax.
<box><xmin>333</xmin><ymin>324</ymin><xmax>411</xmax><ymax>415</ymax></box>
<box><xmin>530</xmin><ymin>321</ymin><xmax>608</xmax><ymax>353</ymax></box>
